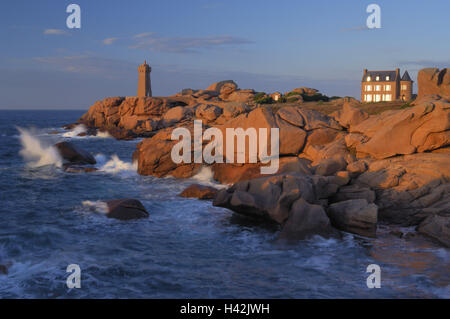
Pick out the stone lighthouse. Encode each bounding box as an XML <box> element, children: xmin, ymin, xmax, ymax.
<box><xmin>137</xmin><ymin>60</ymin><xmax>152</xmax><ymax>97</ymax></box>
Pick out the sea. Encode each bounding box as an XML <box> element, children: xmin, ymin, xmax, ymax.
<box><xmin>0</xmin><ymin>110</ymin><xmax>448</xmax><ymax>298</ymax></box>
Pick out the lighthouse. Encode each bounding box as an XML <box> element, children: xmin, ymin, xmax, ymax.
<box><xmin>137</xmin><ymin>60</ymin><xmax>152</xmax><ymax>97</ymax></box>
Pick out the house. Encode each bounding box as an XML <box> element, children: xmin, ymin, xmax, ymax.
<box><xmin>271</xmin><ymin>92</ymin><xmax>282</xmax><ymax>102</ymax></box>
<box><xmin>361</xmin><ymin>68</ymin><xmax>413</xmax><ymax>103</ymax></box>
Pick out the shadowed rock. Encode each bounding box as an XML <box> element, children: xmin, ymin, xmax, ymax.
<box><xmin>55</xmin><ymin>142</ymin><xmax>96</xmax><ymax>165</ymax></box>
<box><xmin>106</xmin><ymin>199</ymin><xmax>149</xmax><ymax>221</ymax></box>
<box><xmin>328</xmin><ymin>199</ymin><xmax>378</xmax><ymax>238</ymax></box>
<box><xmin>417</xmin><ymin>214</ymin><xmax>450</xmax><ymax>247</ymax></box>
<box><xmin>279</xmin><ymin>198</ymin><xmax>340</xmax><ymax>241</ymax></box>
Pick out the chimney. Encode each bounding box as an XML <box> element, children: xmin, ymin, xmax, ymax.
<box><xmin>396</xmin><ymin>68</ymin><xmax>400</xmax><ymax>78</ymax></box>
<box><xmin>363</xmin><ymin>69</ymin><xmax>368</xmax><ymax>76</ymax></box>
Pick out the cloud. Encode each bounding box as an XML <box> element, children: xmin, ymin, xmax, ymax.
<box><xmin>102</xmin><ymin>37</ymin><xmax>119</xmax><ymax>45</ymax></box>
<box><xmin>340</xmin><ymin>25</ymin><xmax>370</xmax><ymax>32</ymax></box>
<box><xmin>129</xmin><ymin>33</ymin><xmax>253</xmax><ymax>53</ymax></box>
<box><xmin>32</xmin><ymin>55</ymin><xmax>135</xmax><ymax>79</ymax></box>
<box><xmin>398</xmin><ymin>59</ymin><xmax>450</xmax><ymax>68</ymax></box>
<box><xmin>44</xmin><ymin>29</ymin><xmax>69</xmax><ymax>36</ymax></box>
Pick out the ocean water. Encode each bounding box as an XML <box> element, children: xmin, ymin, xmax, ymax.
<box><xmin>0</xmin><ymin>110</ymin><xmax>448</xmax><ymax>299</ymax></box>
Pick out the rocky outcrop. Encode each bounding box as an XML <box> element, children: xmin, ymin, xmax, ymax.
<box><xmin>179</xmin><ymin>184</ymin><xmax>218</xmax><ymax>200</ymax></box>
<box><xmin>77</xmin><ymin>85</ymin><xmax>450</xmax><ymax>246</ymax></box>
<box><xmin>418</xmin><ymin>68</ymin><xmax>450</xmax><ymax>98</ymax></box>
<box><xmin>55</xmin><ymin>142</ymin><xmax>96</xmax><ymax>165</ymax></box>
<box><xmin>105</xmin><ymin>199</ymin><xmax>149</xmax><ymax>220</ymax></box>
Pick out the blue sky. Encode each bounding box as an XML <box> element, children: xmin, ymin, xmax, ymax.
<box><xmin>0</xmin><ymin>0</ymin><xmax>449</xmax><ymax>109</ymax></box>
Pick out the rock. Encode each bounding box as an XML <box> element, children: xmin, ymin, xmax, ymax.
<box><xmin>206</xmin><ymin>80</ymin><xmax>238</xmax><ymax>95</ymax></box>
<box><xmin>162</xmin><ymin>106</ymin><xmax>191</xmax><ymax>126</ymax></box>
<box><xmin>346</xmin><ymin>160</ymin><xmax>368</xmax><ymax>177</ymax></box>
<box><xmin>333</xmin><ymin>102</ymin><xmax>369</xmax><ymax>129</ymax></box>
<box><xmin>279</xmin><ymin>198</ymin><xmax>339</xmax><ymax>241</ymax></box>
<box><xmin>328</xmin><ymin>199</ymin><xmax>378</xmax><ymax>237</ymax></box>
<box><xmin>179</xmin><ymin>184</ymin><xmax>218</xmax><ymax>200</ymax></box>
<box><xmin>417</xmin><ymin>68</ymin><xmax>450</xmax><ymax>97</ymax></box>
<box><xmin>290</xmin><ymin>87</ymin><xmax>318</xmax><ymax>96</ymax></box>
<box><xmin>195</xmin><ymin>104</ymin><xmax>222</xmax><ymax>121</ymax></box>
<box><xmin>314</xmin><ymin>156</ymin><xmax>347</xmax><ymax>176</ymax></box>
<box><xmin>221</xmin><ymin>102</ymin><xmax>250</xmax><ymax>119</ymax></box>
<box><xmin>332</xmin><ymin>184</ymin><xmax>376</xmax><ymax>203</ymax></box>
<box><xmin>225</xmin><ymin>90</ymin><xmax>255</xmax><ymax>103</ymax></box>
<box><xmin>352</xmin><ymin>100</ymin><xmax>450</xmax><ymax>159</ymax></box>
<box><xmin>55</xmin><ymin>142</ymin><xmax>96</xmax><ymax>165</ymax></box>
<box><xmin>277</xmin><ymin>106</ymin><xmax>305</xmax><ymax>127</ymax></box>
<box><xmin>417</xmin><ymin>214</ymin><xmax>450</xmax><ymax>247</ymax></box>
<box><xmin>213</xmin><ymin>173</ymin><xmax>340</xmax><ymax>224</ymax></box>
<box><xmin>105</xmin><ymin>128</ymin><xmax>138</xmax><ymax>140</ymax></box>
<box><xmin>106</xmin><ymin>199</ymin><xmax>149</xmax><ymax>220</ymax></box>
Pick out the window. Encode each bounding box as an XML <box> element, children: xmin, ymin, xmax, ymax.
<box><xmin>401</xmin><ymin>84</ymin><xmax>408</xmax><ymax>90</ymax></box>
<box><xmin>376</xmin><ymin>76</ymin><xmax>380</xmax><ymax>81</ymax></box>
<box><xmin>375</xmin><ymin>85</ymin><xmax>381</xmax><ymax>91</ymax></box>
<box><xmin>375</xmin><ymin>94</ymin><xmax>381</xmax><ymax>102</ymax></box>
<box><xmin>366</xmin><ymin>85</ymin><xmax>372</xmax><ymax>91</ymax></box>
<box><xmin>385</xmin><ymin>94</ymin><xmax>392</xmax><ymax>101</ymax></box>
<box><xmin>367</xmin><ymin>76</ymin><xmax>371</xmax><ymax>81</ymax></box>
<box><xmin>385</xmin><ymin>84</ymin><xmax>391</xmax><ymax>91</ymax></box>
<box><xmin>366</xmin><ymin>94</ymin><xmax>372</xmax><ymax>102</ymax></box>
<box><xmin>386</xmin><ymin>76</ymin><xmax>390</xmax><ymax>81</ymax></box>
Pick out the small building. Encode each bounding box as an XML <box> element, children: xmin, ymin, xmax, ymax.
<box><xmin>361</xmin><ymin>68</ymin><xmax>413</xmax><ymax>103</ymax></box>
<box><xmin>271</xmin><ymin>92</ymin><xmax>282</xmax><ymax>102</ymax></box>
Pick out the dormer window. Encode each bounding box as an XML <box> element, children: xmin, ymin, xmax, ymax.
<box><xmin>367</xmin><ymin>76</ymin><xmax>371</xmax><ymax>81</ymax></box>
<box><xmin>386</xmin><ymin>76</ymin><xmax>390</xmax><ymax>81</ymax></box>
<box><xmin>376</xmin><ymin>76</ymin><xmax>380</xmax><ymax>81</ymax></box>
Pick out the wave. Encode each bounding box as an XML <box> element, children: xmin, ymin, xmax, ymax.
<box><xmin>62</xmin><ymin>124</ymin><xmax>87</xmax><ymax>138</ymax></box>
<box><xmin>95</xmin><ymin>154</ymin><xmax>137</xmax><ymax>175</ymax></box>
<box><xmin>192</xmin><ymin>166</ymin><xmax>227</xmax><ymax>188</ymax></box>
<box><xmin>81</xmin><ymin>200</ymin><xmax>108</xmax><ymax>214</ymax></box>
<box><xmin>62</xmin><ymin>125</ymin><xmax>111</xmax><ymax>139</ymax></box>
<box><xmin>17</xmin><ymin>127</ymin><xmax>62</xmax><ymax>168</ymax></box>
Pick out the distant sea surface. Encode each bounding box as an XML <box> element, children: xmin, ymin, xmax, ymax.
<box><xmin>0</xmin><ymin>110</ymin><xmax>448</xmax><ymax>298</ymax></box>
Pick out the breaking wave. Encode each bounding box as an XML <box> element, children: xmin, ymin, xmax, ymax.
<box><xmin>62</xmin><ymin>124</ymin><xmax>87</xmax><ymax>138</ymax></box>
<box><xmin>17</xmin><ymin>127</ymin><xmax>62</xmax><ymax>168</ymax></box>
<box><xmin>95</xmin><ymin>154</ymin><xmax>137</xmax><ymax>175</ymax></box>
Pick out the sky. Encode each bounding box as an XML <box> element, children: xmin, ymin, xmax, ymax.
<box><xmin>0</xmin><ymin>0</ymin><xmax>449</xmax><ymax>109</ymax></box>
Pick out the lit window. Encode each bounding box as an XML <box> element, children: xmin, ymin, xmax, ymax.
<box><xmin>366</xmin><ymin>95</ymin><xmax>372</xmax><ymax>102</ymax></box>
<box><xmin>376</xmin><ymin>76</ymin><xmax>380</xmax><ymax>81</ymax></box>
<box><xmin>386</xmin><ymin>76</ymin><xmax>390</xmax><ymax>81</ymax></box>
<box><xmin>375</xmin><ymin>85</ymin><xmax>381</xmax><ymax>91</ymax></box>
<box><xmin>375</xmin><ymin>94</ymin><xmax>381</xmax><ymax>102</ymax></box>
<box><xmin>366</xmin><ymin>85</ymin><xmax>372</xmax><ymax>91</ymax></box>
<box><xmin>385</xmin><ymin>85</ymin><xmax>391</xmax><ymax>91</ymax></box>
<box><xmin>401</xmin><ymin>84</ymin><xmax>407</xmax><ymax>90</ymax></box>
<box><xmin>367</xmin><ymin>76</ymin><xmax>371</xmax><ymax>81</ymax></box>
<box><xmin>385</xmin><ymin>94</ymin><xmax>392</xmax><ymax>101</ymax></box>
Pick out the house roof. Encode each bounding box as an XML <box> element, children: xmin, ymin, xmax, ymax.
<box><xmin>362</xmin><ymin>70</ymin><xmax>398</xmax><ymax>82</ymax></box>
<box><xmin>401</xmin><ymin>71</ymin><xmax>413</xmax><ymax>82</ymax></box>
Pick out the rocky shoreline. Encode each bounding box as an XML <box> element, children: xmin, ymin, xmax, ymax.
<box><xmin>67</xmin><ymin>75</ymin><xmax>450</xmax><ymax>248</ymax></box>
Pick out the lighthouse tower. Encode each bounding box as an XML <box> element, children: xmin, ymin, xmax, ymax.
<box><xmin>137</xmin><ymin>60</ymin><xmax>152</xmax><ymax>97</ymax></box>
